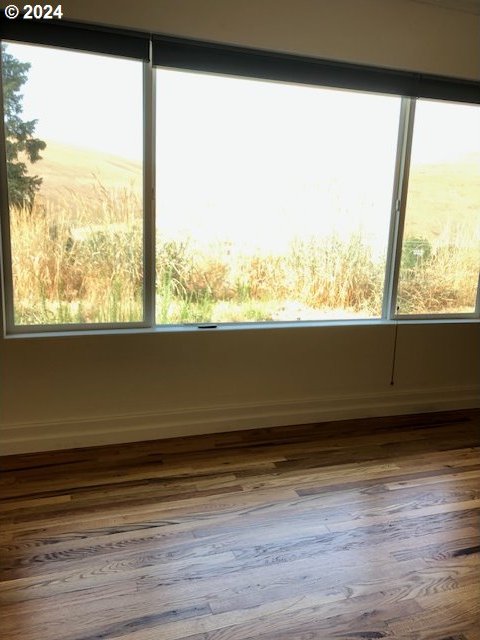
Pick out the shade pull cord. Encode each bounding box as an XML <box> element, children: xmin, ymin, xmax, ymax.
<box><xmin>390</xmin><ymin>313</ymin><xmax>399</xmax><ymax>386</ymax></box>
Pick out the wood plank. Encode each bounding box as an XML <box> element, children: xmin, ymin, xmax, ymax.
<box><xmin>0</xmin><ymin>409</ymin><xmax>478</xmax><ymax>639</ymax></box>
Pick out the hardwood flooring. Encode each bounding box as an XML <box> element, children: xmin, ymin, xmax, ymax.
<box><xmin>0</xmin><ymin>409</ymin><xmax>479</xmax><ymax>640</ymax></box>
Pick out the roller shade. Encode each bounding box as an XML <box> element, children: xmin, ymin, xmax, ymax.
<box><xmin>1</xmin><ymin>17</ymin><xmax>478</xmax><ymax>103</ymax></box>
<box><xmin>152</xmin><ymin>36</ymin><xmax>480</xmax><ymax>105</ymax></box>
<box><xmin>0</xmin><ymin>16</ymin><xmax>150</xmax><ymax>61</ymax></box>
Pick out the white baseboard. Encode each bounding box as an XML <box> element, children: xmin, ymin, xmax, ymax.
<box><xmin>1</xmin><ymin>385</ymin><xmax>479</xmax><ymax>455</ymax></box>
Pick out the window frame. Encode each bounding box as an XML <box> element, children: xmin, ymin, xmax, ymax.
<box><xmin>0</xmin><ymin>24</ymin><xmax>479</xmax><ymax>336</ymax></box>
<box><xmin>391</xmin><ymin>97</ymin><xmax>480</xmax><ymax>321</ymax></box>
<box><xmin>0</xmin><ymin>45</ymin><xmax>154</xmax><ymax>334</ymax></box>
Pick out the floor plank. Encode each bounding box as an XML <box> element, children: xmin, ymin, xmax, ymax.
<box><xmin>1</xmin><ymin>408</ymin><xmax>479</xmax><ymax>639</ymax></box>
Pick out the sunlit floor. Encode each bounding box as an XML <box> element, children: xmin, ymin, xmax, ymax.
<box><xmin>0</xmin><ymin>409</ymin><xmax>479</xmax><ymax>640</ymax></box>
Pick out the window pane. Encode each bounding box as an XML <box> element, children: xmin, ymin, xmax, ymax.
<box><xmin>1</xmin><ymin>43</ymin><xmax>144</xmax><ymax>325</ymax></box>
<box><xmin>155</xmin><ymin>69</ymin><xmax>400</xmax><ymax>324</ymax></box>
<box><xmin>397</xmin><ymin>99</ymin><xmax>480</xmax><ymax>315</ymax></box>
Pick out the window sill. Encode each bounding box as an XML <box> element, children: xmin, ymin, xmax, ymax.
<box><xmin>3</xmin><ymin>316</ymin><xmax>479</xmax><ymax>340</ymax></box>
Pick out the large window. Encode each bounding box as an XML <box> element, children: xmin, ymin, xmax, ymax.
<box><xmin>1</xmin><ymin>42</ymin><xmax>144</xmax><ymax>327</ymax></box>
<box><xmin>396</xmin><ymin>99</ymin><xmax>480</xmax><ymax>316</ymax></box>
<box><xmin>155</xmin><ymin>70</ymin><xmax>400</xmax><ymax>324</ymax></box>
<box><xmin>1</xmin><ymin>28</ymin><xmax>479</xmax><ymax>334</ymax></box>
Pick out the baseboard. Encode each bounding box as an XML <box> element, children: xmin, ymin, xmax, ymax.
<box><xmin>1</xmin><ymin>385</ymin><xmax>479</xmax><ymax>455</ymax></box>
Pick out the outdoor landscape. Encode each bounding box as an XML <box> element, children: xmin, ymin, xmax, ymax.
<box><xmin>9</xmin><ymin>142</ymin><xmax>144</xmax><ymax>324</ymax></box>
<box><xmin>3</xmin><ymin>44</ymin><xmax>479</xmax><ymax>326</ymax></box>
<box><xmin>9</xmin><ymin>141</ymin><xmax>479</xmax><ymax>325</ymax></box>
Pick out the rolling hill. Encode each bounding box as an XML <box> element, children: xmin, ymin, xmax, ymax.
<box><xmin>24</xmin><ymin>140</ymin><xmax>479</xmax><ymax>242</ymax></box>
<box><xmin>26</xmin><ymin>140</ymin><xmax>142</xmax><ymax>207</ymax></box>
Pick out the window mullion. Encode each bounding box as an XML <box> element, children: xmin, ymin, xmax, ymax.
<box><xmin>475</xmin><ymin>272</ymin><xmax>480</xmax><ymax>318</ymax></box>
<box><xmin>382</xmin><ymin>96</ymin><xmax>416</xmax><ymax>320</ymax></box>
<box><xmin>0</xmin><ymin>49</ymin><xmax>15</xmax><ymax>336</ymax></box>
<box><xmin>143</xmin><ymin>51</ymin><xmax>156</xmax><ymax>328</ymax></box>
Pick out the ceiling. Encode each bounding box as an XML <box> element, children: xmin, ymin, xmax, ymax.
<box><xmin>409</xmin><ymin>0</ymin><xmax>480</xmax><ymax>14</ymax></box>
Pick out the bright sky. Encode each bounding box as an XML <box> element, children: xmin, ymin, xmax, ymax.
<box><xmin>155</xmin><ymin>68</ymin><xmax>400</xmax><ymax>250</ymax></box>
<box><xmin>411</xmin><ymin>99</ymin><xmax>480</xmax><ymax>165</ymax></box>
<box><xmin>3</xmin><ymin>42</ymin><xmax>479</xmax><ymax>252</ymax></box>
<box><xmin>5</xmin><ymin>42</ymin><xmax>143</xmax><ymax>160</ymax></box>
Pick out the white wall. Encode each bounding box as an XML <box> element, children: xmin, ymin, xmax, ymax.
<box><xmin>55</xmin><ymin>0</ymin><xmax>480</xmax><ymax>80</ymax></box>
<box><xmin>1</xmin><ymin>0</ymin><xmax>479</xmax><ymax>454</ymax></box>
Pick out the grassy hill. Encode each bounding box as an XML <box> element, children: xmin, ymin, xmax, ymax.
<box><xmin>25</xmin><ymin>140</ymin><xmax>479</xmax><ymax>242</ymax></box>
<box><xmin>405</xmin><ymin>153</ymin><xmax>480</xmax><ymax>241</ymax></box>
<box><xmin>12</xmin><ymin>141</ymin><xmax>478</xmax><ymax>324</ymax></box>
<box><xmin>28</xmin><ymin>140</ymin><xmax>142</xmax><ymax>209</ymax></box>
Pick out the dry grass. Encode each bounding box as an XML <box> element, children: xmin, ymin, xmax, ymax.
<box><xmin>10</xmin><ymin>186</ymin><xmax>143</xmax><ymax>324</ymax></box>
<box><xmin>10</xmin><ymin>139</ymin><xmax>477</xmax><ymax>324</ymax></box>
<box><xmin>397</xmin><ymin>224</ymin><xmax>479</xmax><ymax>314</ymax></box>
<box><xmin>154</xmin><ymin>232</ymin><xmax>384</xmax><ymax>324</ymax></box>
<box><xmin>9</xmin><ymin>184</ymin><xmax>478</xmax><ymax>325</ymax></box>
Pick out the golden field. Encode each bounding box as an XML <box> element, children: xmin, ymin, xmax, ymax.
<box><xmin>9</xmin><ymin>141</ymin><xmax>479</xmax><ymax>325</ymax></box>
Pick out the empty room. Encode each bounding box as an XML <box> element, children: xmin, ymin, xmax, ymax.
<box><xmin>0</xmin><ymin>0</ymin><xmax>479</xmax><ymax>638</ymax></box>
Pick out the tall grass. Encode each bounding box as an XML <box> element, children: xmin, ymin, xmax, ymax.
<box><xmin>397</xmin><ymin>225</ymin><xmax>479</xmax><ymax>314</ymax></box>
<box><xmin>9</xmin><ymin>186</ymin><xmax>479</xmax><ymax>325</ymax></box>
<box><xmin>10</xmin><ymin>185</ymin><xmax>143</xmax><ymax>324</ymax></box>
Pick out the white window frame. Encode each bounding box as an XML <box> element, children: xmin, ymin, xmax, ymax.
<box><xmin>390</xmin><ymin>98</ymin><xmax>480</xmax><ymax>322</ymax></box>
<box><xmin>0</xmin><ymin>41</ymin><xmax>479</xmax><ymax>337</ymax></box>
<box><xmin>0</xmin><ymin>48</ymin><xmax>155</xmax><ymax>334</ymax></box>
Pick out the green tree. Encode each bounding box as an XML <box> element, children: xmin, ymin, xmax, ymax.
<box><xmin>1</xmin><ymin>44</ymin><xmax>46</xmax><ymax>208</ymax></box>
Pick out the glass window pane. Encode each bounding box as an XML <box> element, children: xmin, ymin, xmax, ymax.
<box><xmin>397</xmin><ymin>99</ymin><xmax>480</xmax><ymax>315</ymax></box>
<box><xmin>155</xmin><ymin>69</ymin><xmax>400</xmax><ymax>325</ymax></box>
<box><xmin>1</xmin><ymin>43</ymin><xmax>144</xmax><ymax>325</ymax></box>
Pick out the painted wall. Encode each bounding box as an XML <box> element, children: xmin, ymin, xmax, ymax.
<box><xmin>49</xmin><ymin>0</ymin><xmax>480</xmax><ymax>80</ymax></box>
<box><xmin>1</xmin><ymin>0</ymin><xmax>479</xmax><ymax>453</ymax></box>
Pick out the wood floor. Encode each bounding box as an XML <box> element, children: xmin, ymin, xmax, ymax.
<box><xmin>0</xmin><ymin>410</ymin><xmax>479</xmax><ymax>640</ymax></box>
